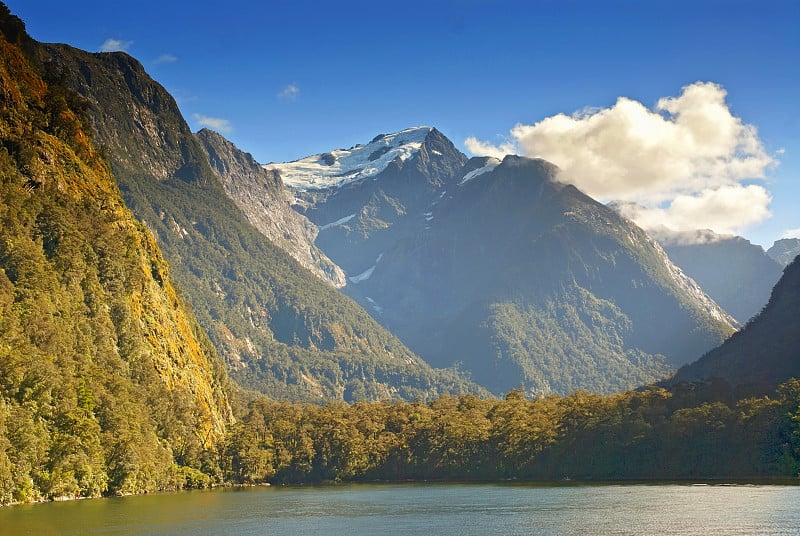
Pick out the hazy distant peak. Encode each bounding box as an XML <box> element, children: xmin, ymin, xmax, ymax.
<box><xmin>768</xmin><ymin>238</ymin><xmax>800</xmax><ymax>267</ymax></box>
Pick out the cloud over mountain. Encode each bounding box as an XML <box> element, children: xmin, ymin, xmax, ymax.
<box><xmin>466</xmin><ymin>82</ymin><xmax>777</xmax><ymax>238</ymax></box>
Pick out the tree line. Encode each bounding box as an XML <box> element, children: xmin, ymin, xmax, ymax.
<box><xmin>220</xmin><ymin>380</ymin><xmax>800</xmax><ymax>486</ymax></box>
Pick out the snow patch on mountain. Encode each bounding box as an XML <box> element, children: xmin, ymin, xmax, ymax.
<box><xmin>366</xmin><ymin>297</ymin><xmax>384</xmax><ymax>314</ymax></box>
<box><xmin>267</xmin><ymin>127</ymin><xmax>433</xmax><ymax>190</ymax></box>
<box><xmin>319</xmin><ymin>213</ymin><xmax>356</xmax><ymax>231</ymax></box>
<box><xmin>350</xmin><ymin>266</ymin><xmax>376</xmax><ymax>283</ymax></box>
<box><xmin>460</xmin><ymin>158</ymin><xmax>501</xmax><ymax>185</ymax></box>
<box><xmin>349</xmin><ymin>253</ymin><xmax>384</xmax><ymax>284</ymax></box>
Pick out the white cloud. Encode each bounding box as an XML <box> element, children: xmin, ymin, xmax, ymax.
<box><xmin>192</xmin><ymin>114</ymin><xmax>233</xmax><ymax>134</ymax></box>
<box><xmin>155</xmin><ymin>54</ymin><xmax>177</xmax><ymax>64</ymax></box>
<box><xmin>615</xmin><ymin>184</ymin><xmax>772</xmax><ymax>237</ymax></box>
<box><xmin>278</xmin><ymin>83</ymin><xmax>300</xmax><ymax>100</ymax></box>
<box><xmin>99</xmin><ymin>38</ymin><xmax>133</xmax><ymax>52</ymax></box>
<box><xmin>781</xmin><ymin>228</ymin><xmax>800</xmax><ymax>239</ymax></box>
<box><xmin>467</xmin><ymin>82</ymin><xmax>777</xmax><ymax>239</ymax></box>
<box><xmin>464</xmin><ymin>137</ymin><xmax>515</xmax><ymax>160</ymax></box>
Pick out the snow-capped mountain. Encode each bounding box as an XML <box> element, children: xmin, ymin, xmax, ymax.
<box><xmin>281</xmin><ymin>126</ymin><xmax>467</xmax><ymax>276</ymax></box>
<box><xmin>261</xmin><ymin>128</ymin><xmax>735</xmax><ymax>396</ymax></box>
<box><xmin>266</xmin><ymin>126</ymin><xmax>434</xmax><ymax>190</ymax></box>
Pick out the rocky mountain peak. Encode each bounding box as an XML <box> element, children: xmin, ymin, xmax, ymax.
<box><xmin>768</xmin><ymin>238</ymin><xmax>800</xmax><ymax>267</ymax></box>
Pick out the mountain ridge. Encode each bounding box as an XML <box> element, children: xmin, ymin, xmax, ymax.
<box><xmin>195</xmin><ymin>128</ymin><xmax>346</xmax><ymax>288</ymax></box>
<box><xmin>768</xmin><ymin>238</ymin><xmax>800</xmax><ymax>267</ymax></box>
<box><xmin>652</xmin><ymin>228</ymin><xmax>782</xmax><ymax>324</ymax></box>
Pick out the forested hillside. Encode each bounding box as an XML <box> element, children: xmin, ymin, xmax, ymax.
<box><xmin>0</xmin><ymin>6</ymin><xmax>232</xmax><ymax>503</ymax></box>
<box><xmin>222</xmin><ymin>380</ymin><xmax>800</xmax><ymax>484</ymax></box>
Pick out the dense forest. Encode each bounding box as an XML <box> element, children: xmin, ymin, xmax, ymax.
<box><xmin>221</xmin><ymin>380</ymin><xmax>800</xmax><ymax>485</ymax></box>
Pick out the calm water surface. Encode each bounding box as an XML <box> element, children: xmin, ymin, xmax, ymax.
<box><xmin>1</xmin><ymin>483</ymin><xmax>798</xmax><ymax>535</ymax></box>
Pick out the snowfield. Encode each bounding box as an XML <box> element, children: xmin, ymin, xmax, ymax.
<box><xmin>266</xmin><ymin>127</ymin><xmax>432</xmax><ymax>190</ymax></box>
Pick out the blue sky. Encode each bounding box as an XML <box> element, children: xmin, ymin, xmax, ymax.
<box><xmin>7</xmin><ymin>0</ymin><xmax>798</xmax><ymax>248</ymax></box>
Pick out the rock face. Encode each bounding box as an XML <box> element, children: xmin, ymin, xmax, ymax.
<box><xmin>767</xmin><ymin>238</ymin><xmax>800</xmax><ymax>267</ymax></box>
<box><xmin>42</xmin><ymin>44</ymin><xmax>482</xmax><ymax>401</ymax></box>
<box><xmin>266</xmin><ymin>130</ymin><xmax>735</xmax><ymax>395</ymax></box>
<box><xmin>654</xmin><ymin>229</ymin><xmax>783</xmax><ymax>324</ymax></box>
<box><xmin>672</xmin><ymin>256</ymin><xmax>800</xmax><ymax>394</ymax></box>
<box><xmin>195</xmin><ymin>128</ymin><xmax>346</xmax><ymax>287</ymax></box>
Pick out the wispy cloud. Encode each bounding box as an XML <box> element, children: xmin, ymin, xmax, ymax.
<box><xmin>466</xmin><ymin>82</ymin><xmax>777</xmax><ymax>240</ymax></box>
<box><xmin>155</xmin><ymin>53</ymin><xmax>178</xmax><ymax>64</ymax></box>
<box><xmin>278</xmin><ymin>83</ymin><xmax>300</xmax><ymax>100</ymax></box>
<box><xmin>192</xmin><ymin>113</ymin><xmax>233</xmax><ymax>134</ymax></box>
<box><xmin>99</xmin><ymin>38</ymin><xmax>133</xmax><ymax>52</ymax></box>
<box><xmin>167</xmin><ymin>88</ymin><xmax>198</xmax><ymax>106</ymax></box>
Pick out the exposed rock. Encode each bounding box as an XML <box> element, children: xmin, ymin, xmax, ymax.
<box><xmin>196</xmin><ymin>128</ymin><xmax>346</xmax><ymax>288</ymax></box>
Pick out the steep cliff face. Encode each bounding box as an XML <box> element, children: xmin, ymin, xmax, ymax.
<box><xmin>195</xmin><ymin>128</ymin><xmax>346</xmax><ymax>287</ymax></box>
<box><xmin>41</xmin><ymin>42</ymin><xmax>481</xmax><ymax>402</ymax></box>
<box><xmin>0</xmin><ymin>7</ymin><xmax>232</xmax><ymax>503</ymax></box>
<box><xmin>41</xmin><ymin>45</ymin><xmax>213</xmax><ymax>185</ymax></box>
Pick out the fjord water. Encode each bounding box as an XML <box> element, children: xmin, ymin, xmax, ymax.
<box><xmin>1</xmin><ymin>483</ymin><xmax>798</xmax><ymax>535</ymax></box>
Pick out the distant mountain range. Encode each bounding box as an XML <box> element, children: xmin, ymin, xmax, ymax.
<box><xmin>252</xmin><ymin>129</ymin><xmax>737</xmax><ymax>395</ymax></box>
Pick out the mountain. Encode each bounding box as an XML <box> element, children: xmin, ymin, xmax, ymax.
<box><xmin>41</xmin><ymin>44</ymin><xmax>482</xmax><ymax>401</ymax></box>
<box><xmin>651</xmin><ymin>229</ymin><xmax>782</xmax><ymax>324</ymax></box>
<box><xmin>671</xmin><ymin>255</ymin><xmax>800</xmax><ymax>393</ymax></box>
<box><xmin>767</xmin><ymin>238</ymin><xmax>800</xmax><ymax>267</ymax></box>
<box><xmin>273</xmin><ymin>126</ymin><xmax>468</xmax><ymax>276</ymax></box>
<box><xmin>0</xmin><ymin>6</ymin><xmax>232</xmax><ymax>502</ymax></box>
<box><xmin>195</xmin><ymin>128</ymin><xmax>345</xmax><ymax>288</ymax></box>
<box><xmin>265</xmin><ymin>131</ymin><xmax>735</xmax><ymax>395</ymax></box>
